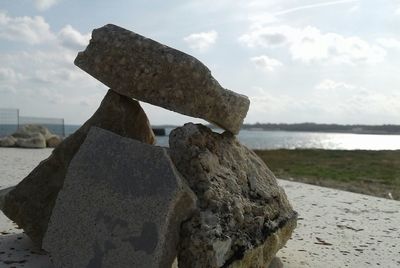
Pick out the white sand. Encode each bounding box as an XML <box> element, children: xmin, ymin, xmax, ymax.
<box><xmin>0</xmin><ymin>148</ymin><xmax>399</xmax><ymax>267</ymax></box>
<box><xmin>0</xmin><ymin>148</ymin><xmax>53</xmax><ymax>267</ymax></box>
<box><xmin>0</xmin><ymin>148</ymin><xmax>53</xmax><ymax>190</ymax></box>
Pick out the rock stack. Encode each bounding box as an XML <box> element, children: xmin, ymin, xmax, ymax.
<box><xmin>0</xmin><ymin>24</ymin><xmax>297</xmax><ymax>268</ymax></box>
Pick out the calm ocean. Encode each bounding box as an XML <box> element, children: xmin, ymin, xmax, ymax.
<box><xmin>155</xmin><ymin>128</ymin><xmax>400</xmax><ymax>150</ymax></box>
<box><xmin>63</xmin><ymin>125</ymin><xmax>400</xmax><ymax>150</ymax></box>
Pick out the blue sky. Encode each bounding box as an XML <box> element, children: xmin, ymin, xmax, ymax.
<box><xmin>0</xmin><ymin>0</ymin><xmax>400</xmax><ymax>125</ymax></box>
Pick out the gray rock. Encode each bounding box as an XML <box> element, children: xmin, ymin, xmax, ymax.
<box><xmin>2</xmin><ymin>90</ymin><xmax>155</xmax><ymax>247</ymax></box>
<box><xmin>12</xmin><ymin>124</ymin><xmax>52</xmax><ymax>140</ymax></box>
<box><xmin>0</xmin><ymin>136</ymin><xmax>16</xmax><ymax>147</ymax></box>
<box><xmin>0</xmin><ymin>125</ymin><xmax>55</xmax><ymax>148</ymax></box>
<box><xmin>45</xmin><ymin>135</ymin><xmax>62</xmax><ymax>148</ymax></box>
<box><xmin>75</xmin><ymin>24</ymin><xmax>249</xmax><ymax>134</ymax></box>
<box><xmin>43</xmin><ymin>127</ymin><xmax>196</xmax><ymax>268</ymax></box>
<box><xmin>15</xmin><ymin>133</ymin><xmax>46</xmax><ymax>148</ymax></box>
<box><xmin>0</xmin><ymin>186</ymin><xmax>15</xmax><ymax>211</ymax></box>
<box><xmin>169</xmin><ymin>123</ymin><xmax>297</xmax><ymax>268</ymax></box>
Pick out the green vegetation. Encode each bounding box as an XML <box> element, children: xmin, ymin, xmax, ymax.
<box><xmin>254</xmin><ymin>149</ymin><xmax>400</xmax><ymax>200</ymax></box>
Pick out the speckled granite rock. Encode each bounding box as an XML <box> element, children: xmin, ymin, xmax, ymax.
<box><xmin>2</xmin><ymin>90</ymin><xmax>155</xmax><ymax>248</ymax></box>
<box><xmin>43</xmin><ymin>127</ymin><xmax>196</xmax><ymax>268</ymax></box>
<box><xmin>75</xmin><ymin>24</ymin><xmax>249</xmax><ymax>134</ymax></box>
<box><xmin>169</xmin><ymin>123</ymin><xmax>297</xmax><ymax>268</ymax></box>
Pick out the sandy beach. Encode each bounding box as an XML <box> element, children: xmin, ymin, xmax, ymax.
<box><xmin>1</xmin><ymin>147</ymin><xmax>399</xmax><ymax>267</ymax></box>
<box><xmin>0</xmin><ymin>148</ymin><xmax>53</xmax><ymax>191</ymax></box>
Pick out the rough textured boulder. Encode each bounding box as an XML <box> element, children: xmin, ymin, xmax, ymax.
<box><xmin>12</xmin><ymin>124</ymin><xmax>52</xmax><ymax>140</ymax></box>
<box><xmin>46</xmin><ymin>135</ymin><xmax>62</xmax><ymax>148</ymax></box>
<box><xmin>15</xmin><ymin>133</ymin><xmax>46</xmax><ymax>149</ymax></box>
<box><xmin>0</xmin><ymin>125</ymin><xmax>61</xmax><ymax>148</ymax></box>
<box><xmin>2</xmin><ymin>90</ymin><xmax>155</xmax><ymax>247</ymax></box>
<box><xmin>0</xmin><ymin>136</ymin><xmax>16</xmax><ymax>147</ymax></box>
<box><xmin>43</xmin><ymin>127</ymin><xmax>196</xmax><ymax>268</ymax></box>
<box><xmin>169</xmin><ymin>123</ymin><xmax>297</xmax><ymax>268</ymax></box>
<box><xmin>75</xmin><ymin>24</ymin><xmax>249</xmax><ymax>134</ymax></box>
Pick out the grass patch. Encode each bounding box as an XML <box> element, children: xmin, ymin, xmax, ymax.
<box><xmin>254</xmin><ymin>149</ymin><xmax>400</xmax><ymax>200</ymax></box>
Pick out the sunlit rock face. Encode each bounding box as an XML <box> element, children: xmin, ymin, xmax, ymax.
<box><xmin>75</xmin><ymin>24</ymin><xmax>250</xmax><ymax>134</ymax></box>
<box><xmin>169</xmin><ymin>123</ymin><xmax>297</xmax><ymax>268</ymax></box>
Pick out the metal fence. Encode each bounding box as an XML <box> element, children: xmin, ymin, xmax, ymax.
<box><xmin>0</xmin><ymin>108</ymin><xmax>19</xmax><ymax>137</ymax></box>
<box><xmin>19</xmin><ymin>116</ymin><xmax>65</xmax><ymax>137</ymax></box>
<box><xmin>0</xmin><ymin>108</ymin><xmax>65</xmax><ymax>137</ymax></box>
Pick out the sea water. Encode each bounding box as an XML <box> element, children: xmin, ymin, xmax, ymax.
<box><xmin>155</xmin><ymin>128</ymin><xmax>400</xmax><ymax>150</ymax></box>
<box><xmin>63</xmin><ymin>125</ymin><xmax>400</xmax><ymax>150</ymax></box>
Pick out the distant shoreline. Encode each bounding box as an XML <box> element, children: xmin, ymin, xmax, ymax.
<box><xmin>151</xmin><ymin>123</ymin><xmax>400</xmax><ymax>135</ymax></box>
<box><xmin>242</xmin><ymin>128</ymin><xmax>400</xmax><ymax>135</ymax></box>
<box><xmin>241</xmin><ymin>123</ymin><xmax>400</xmax><ymax>135</ymax></box>
<box><xmin>3</xmin><ymin>123</ymin><xmax>400</xmax><ymax>138</ymax></box>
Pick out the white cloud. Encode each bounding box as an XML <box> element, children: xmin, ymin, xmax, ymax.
<box><xmin>273</xmin><ymin>0</ymin><xmax>360</xmax><ymax>16</ymax></box>
<box><xmin>312</xmin><ymin>81</ymin><xmax>400</xmax><ymax>118</ymax></box>
<box><xmin>0</xmin><ymin>12</ymin><xmax>100</xmax><ymax>123</ymax></box>
<box><xmin>0</xmin><ymin>12</ymin><xmax>90</xmax><ymax>51</ymax></box>
<box><xmin>58</xmin><ymin>25</ymin><xmax>91</xmax><ymax>50</ymax></box>
<box><xmin>239</xmin><ymin>26</ymin><xmax>288</xmax><ymax>48</ymax></box>
<box><xmin>240</xmin><ymin>25</ymin><xmax>386</xmax><ymax>64</ymax></box>
<box><xmin>0</xmin><ymin>44</ymin><xmax>104</xmax><ymax>123</ymax></box>
<box><xmin>348</xmin><ymin>5</ymin><xmax>360</xmax><ymax>13</ymax></box>
<box><xmin>377</xmin><ymin>38</ymin><xmax>400</xmax><ymax>49</ymax></box>
<box><xmin>34</xmin><ymin>0</ymin><xmax>62</xmax><ymax>11</ymax></box>
<box><xmin>315</xmin><ymin>79</ymin><xmax>356</xmax><ymax>90</ymax></box>
<box><xmin>0</xmin><ymin>67</ymin><xmax>20</xmax><ymax>94</ymax></box>
<box><xmin>250</xmin><ymin>55</ymin><xmax>282</xmax><ymax>71</ymax></box>
<box><xmin>396</xmin><ymin>5</ymin><xmax>400</xmax><ymax>15</ymax></box>
<box><xmin>0</xmin><ymin>11</ymin><xmax>54</xmax><ymax>44</ymax></box>
<box><xmin>246</xmin><ymin>82</ymin><xmax>400</xmax><ymax>124</ymax></box>
<box><xmin>0</xmin><ymin>67</ymin><xmax>17</xmax><ymax>81</ymax></box>
<box><xmin>184</xmin><ymin>30</ymin><xmax>218</xmax><ymax>52</ymax></box>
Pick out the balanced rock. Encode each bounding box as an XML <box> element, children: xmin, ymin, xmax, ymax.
<box><xmin>43</xmin><ymin>127</ymin><xmax>196</xmax><ymax>268</ymax></box>
<box><xmin>75</xmin><ymin>24</ymin><xmax>249</xmax><ymax>134</ymax></box>
<box><xmin>169</xmin><ymin>123</ymin><xmax>297</xmax><ymax>268</ymax></box>
<box><xmin>15</xmin><ymin>133</ymin><xmax>46</xmax><ymax>148</ymax></box>
<box><xmin>2</xmin><ymin>90</ymin><xmax>155</xmax><ymax>247</ymax></box>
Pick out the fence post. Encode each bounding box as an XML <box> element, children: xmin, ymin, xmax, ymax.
<box><xmin>62</xmin><ymin>118</ymin><xmax>65</xmax><ymax>137</ymax></box>
<box><xmin>17</xmin><ymin>109</ymin><xmax>20</xmax><ymax>131</ymax></box>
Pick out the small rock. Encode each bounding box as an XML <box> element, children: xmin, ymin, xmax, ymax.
<box><xmin>1</xmin><ymin>90</ymin><xmax>155</xmax><ymax>248</ymax></box>
<box><xmin>0</xmin><ymin>136</ymin><xmax>16</xmax><ymax>147</ymax></box>
<box><xmin>12</xmin><ymin>124</ymin><xmax>52</xmax><ymax>140</ymax></box>
<box><xmin>169</xmin><ymin>123</ymin><xmax>297</xmax><ymax>268</ymax></box>
<box><xmin>45</xmin><ymin>135</ymin><xmax>62</xmax><ymax>148</ymax></box>
<box><xmin>15</xmin><ymin>133</ymin><xmax>46</xmax><ymax>149</ymax></box>
<box><xmin>43</xmin><ymin>127</ymin><xmax>196</xmax><ymax>268</ymax></box>
<box><xmin>75</xmin><ymin>24</ymin><xmax>250</xmax><ymax>134</ymax></box>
